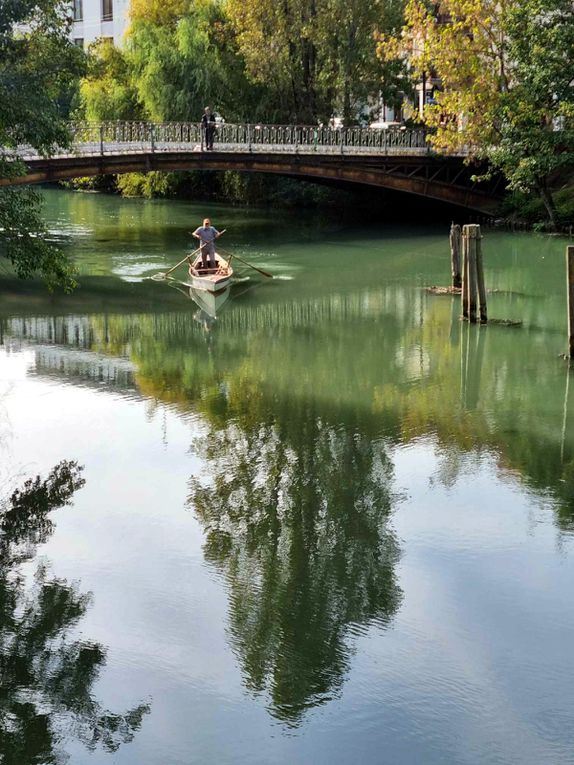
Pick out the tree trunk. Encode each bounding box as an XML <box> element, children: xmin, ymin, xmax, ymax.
<box><xmin>537</xmin><ymin>179</ymin><xmax>559</xmax><ymax>232</ymax></box>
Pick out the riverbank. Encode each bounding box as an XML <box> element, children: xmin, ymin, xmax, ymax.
<box><xmin>498</xmin><ymin>171</ymin><xmax>574</xmax><ymax>232</ymax></box>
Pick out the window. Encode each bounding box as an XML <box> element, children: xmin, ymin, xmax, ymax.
<box><xmin>73</xmin><ymin>0</ymin><xmax>83</xmax><ymax>21</ymax></box>
<box><xmin>101</xmin><ymin>0</ymin><xmax>113</xmax><ymax>21</ymax></box>
<box><xmin>73</xmin><ymin>38</ymin><xmax>84</xmax><ymax>48</ymax></box>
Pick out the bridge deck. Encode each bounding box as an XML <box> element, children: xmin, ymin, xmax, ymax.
<box><xmin>1</xmin><ymin>122</ymin><xmax>499</xmax><ymax>212</ymax></box>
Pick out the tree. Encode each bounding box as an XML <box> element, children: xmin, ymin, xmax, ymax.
<box><xmin>226</xmin><ymin>0</ymin><xmax>325</xmax><ymax>123</ymax></box>
<box><xmin>126</xmin><ymin>0</ymin><xmax>254</xmax><ymax>122</ymax></box>
<box><xmin>379</xmin><ymin>0</ymin><xmax>574</xmax><ymax>228</ymax></box>
<box><xmin>0</xmin><ymin>0</ymin><xmax>85</xmax><ymax>288</ymax></box>
<box><xmin>227</xmin><ymin>0</ymin><xmax>406</xmax><ymax>124</ymax></box>
<box><xmin>79</xmin><ymin>38</ymin><xmax>141</xmax><ymax>122</ymax></box>
<box><xmin>318</xmin><ymin>0</ymin><xmax>406</xmax><ymax>125</ymax></box>
<box><xmin>493</xmin><ymin>0</ymin><xmax>574</xmax><ymax>227</ymax></box>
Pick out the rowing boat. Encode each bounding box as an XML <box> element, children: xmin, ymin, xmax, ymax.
<box><xmin>187</xmin><ymin>253</ymin><xmax>233</xmax><ymax>293</ymax></box>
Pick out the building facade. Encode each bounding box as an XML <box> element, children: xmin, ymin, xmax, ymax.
<box><xmin>71</xmin><ymin>0</ymin><xmax>130</xmax><ymax>49</ymax></box>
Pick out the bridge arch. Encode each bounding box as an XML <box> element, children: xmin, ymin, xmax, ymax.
<box><xmin>1</xmin><ymin>122</ymin><xmax>502</xmax><ymax>212</ymax></box>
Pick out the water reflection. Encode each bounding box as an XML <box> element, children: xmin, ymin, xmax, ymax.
<box><xmin>4</xmin><ymin>285</ymin><xmax>574</xmax><ymax>534</ymax></box>
<box><xmin>0</xmin><ymin>462</ymin><xmax>149</xmax><ymax>763</ymax></box>
<box><xmin>190</xmin><ymin>397</ymin><xmax>402</xmax><ymax>725</ymax></box>
<box><xmin>4</xmin><ymin>189</ymin><xmax>574</xmax><ymax>759</ymax></box>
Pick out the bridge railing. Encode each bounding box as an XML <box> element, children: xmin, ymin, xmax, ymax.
<box><xmin>13</xmin><ymin>121</ymin><xmax>435</xmax><ymax>160</ymax></box>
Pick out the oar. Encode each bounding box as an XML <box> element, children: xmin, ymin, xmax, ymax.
<box><xmin>152</xmin><ymin>246</ymin><xmax>201</xmax><ymax>280</ymax></box>
<box><xmin>218</xmin><ymin>247</ymin><xmax>273</xmax><ymax>279</ymax></box>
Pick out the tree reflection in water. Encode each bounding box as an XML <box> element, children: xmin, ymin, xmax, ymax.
<box><xmin>190</xmin><ymin>399</ymin><xmax>402</xmax><ymax>726</ymax></box>
<box><xmin>0</xmin><ymin>461</ymin><xmax>149</xmax><ymax>764</ymax></box>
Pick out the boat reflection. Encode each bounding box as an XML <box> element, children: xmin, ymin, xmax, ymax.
<box><xmin>188</xmin><ymin>285</ymin><xmax>231</xmax><ymax>318</ymax></box>
<box><xmin>167</xmin><ymin>280</ymin><xmax>231</xmax><ymax>319</ymax></box>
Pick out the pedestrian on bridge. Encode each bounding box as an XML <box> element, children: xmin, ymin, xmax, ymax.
<box><xmin>192</xmin><ymin>218</ymin><xmax>221</xmax><ymax>269</ymax></box>
<box><xmin>201</xmin><ymin>107</ymin><xmax>216</xmax><ymax>150</ymax></box>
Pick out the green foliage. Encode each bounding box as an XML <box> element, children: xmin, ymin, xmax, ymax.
<box><xmin>489</xmin><ymin>0</ymin><xmax>574</xmax><ymax>227</ymax></box>
<box><xmin>385</xmin><ymin>0</ymin><xmax>574</xmax><ymax>229</ymax></box>
<box><xmin>126</xmin><ymin>0</ymin><xmax>255</xmax><ymax>122</ymax></box>
<box><xmin>116</xmin><ymin>171</ymin><xmax>182</xmax><ymax>197</ymax></box>
<box><xmin>62</xmin><ymin>174</ymin><xmax>118</xmax><ymax>192</ymax></box>
<box><xmin>0</xmin><ymin>0</ymin><xmax>85</xmax><ymax>288</ymax></box>
<box><xmin>0</xmin><ymin>0</ymin><xmax>84</xmax><ymax>152</ymax></box>
<box><xmin>78</xmin><ymin>0</ymin><xmax>407</xmax><ymax>129</ymax></box>
<box><xmin>0</xmin><ymin>186</ymin><xmax>78</xmax><ymax>290</ymax></box>
<box><xmin>318</xmin><ymin>0</ymin><xmax>407</xmax><ymax>124</ymax></box>
<box><xmin>227</xmin><ymin>0</ymin><xmax>406</xmax><ymax>124</ymax></box>
<box><xmin>501</xmin><ymin>185</ymin><xmax>574</xmax><ymax>227</ymax></box>
<box><xmin>79</xmin><ymin>38</ymin><xmax>141</xmax><ymax>121</ymax></box>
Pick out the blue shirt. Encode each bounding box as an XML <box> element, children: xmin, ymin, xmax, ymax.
<box><xmin>194</xmin><ymin>225</ymin><xmax>219</xmax><ymax>242</ymax></box>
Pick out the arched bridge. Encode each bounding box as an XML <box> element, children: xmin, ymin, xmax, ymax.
<box><xmin>2</xmin><ymin>122</ymin><xmax>503</xmax><ymax>212</ymax></box>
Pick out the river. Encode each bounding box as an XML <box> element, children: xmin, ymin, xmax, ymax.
<box><xmin>1</xmin><ymin>188</ymin><xmax>573</xmax><ymax>764</ymax></box>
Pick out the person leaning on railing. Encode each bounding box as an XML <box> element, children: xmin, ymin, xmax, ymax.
<box><xmin>201</xmin><ymin>107</ymin><xmax>216</xmax><ymax>150</ymax></box>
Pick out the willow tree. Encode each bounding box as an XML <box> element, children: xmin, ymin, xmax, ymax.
<box><xmin>0</xmin><ymin>0</ymin><xmax>85</xmax><ymax>288</ymax></box>
<box><xmin>126</xmin><ymin>0</ymin><xmax>253</xmax><ymax>122</ymax></box>
<box><xmin>79</xmin><ymin>38</ymin><xmax>141</xmax><ymax>122</ymax></box>
<box><xmin>378</xmin><ymin>0</ymin><xmax>574</xmax><ymax>228</ymax></box>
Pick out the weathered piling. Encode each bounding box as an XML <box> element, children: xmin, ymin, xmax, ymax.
<box><xmin>461</xmin><ymin>231</ymin><xmax>469</xmax><ymax>320</ymax></box>
<box><xmin>468</xmin><ymin>235</ymin><xmax>478</xmax><ymax>323</ymax></box>
<box><xmin>450</xmin><ymin>223</ymin><xmax>462</xmax><ymax>288</ymax></box>
<box><xmin>463</xmin><ymin>224</ymin><xmax>479</xmax><ymax>322</ymax></box>
<box><xmin>476</xmin><ymin>230</ymin><xmax>487</xmax><ymax>323</ymax></box>
<box><xmin>461</xmin><ymin>224</ymin><xmax>486</xmax><ymax>324</ymax></box>
<box><xmin>567</xmin><ymin>245</ymin><xmax>574</xmax><ymax>357</ymax></box>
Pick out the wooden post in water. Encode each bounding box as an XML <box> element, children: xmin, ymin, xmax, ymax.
<box><xmin>476</xmin><ymin>228</ymin><xmax>487</xmax><ymax>323</ymax></box>
<box><xmin>468</xmin><ymin>237</ymin><xmax>478</xmax><ymax>323</ymax></box>
<box><xmin>463</xmin><ymin>224</ymin><xmax>479</xmax><ymax>323</ymax></box>
<box><xmin>450</xmin><ymin>223</ymin><xmax>462</xmax><ymax>289</ymax></box>
<box><xmin>461</xmin><ymin>229</ymin><xmax>469</xmax><ymax>320</ymax></box>
<box><xmin>567</xmin><ymin>245</ymin><xmax>574</xmax><ymax>357</ymax></box>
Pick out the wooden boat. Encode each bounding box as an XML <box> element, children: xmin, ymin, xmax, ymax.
<box><xmin>187</xmin><ymin>253</ymin><xmax>233</xmax><ymax>293</ymax></box>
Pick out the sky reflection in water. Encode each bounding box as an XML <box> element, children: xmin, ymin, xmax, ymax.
<box><xmin>0</xmin><ymin>189</ymin><xmax>574</xmax><ymax>764</ymax></box>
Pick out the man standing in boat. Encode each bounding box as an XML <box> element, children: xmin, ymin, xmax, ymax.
<box><xmin>192</xmin><ymin>218</ymin><xmax>221</xmax><ymax>269</ymax></box>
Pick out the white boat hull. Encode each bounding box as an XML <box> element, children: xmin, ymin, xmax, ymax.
<box><xmin>188</xmin><ymin>253</ymin><xmax>233</xmax><ymax>293</ymax></box>
<box><xmin>189</xmin><ymin>274</ymin><xmax>231</xmax><ymax>292</ymax></box>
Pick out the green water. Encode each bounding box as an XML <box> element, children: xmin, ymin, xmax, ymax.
<box><xmin>1</xmin><ymin>189</ymin><xmax>574</xmax><ymax>764</ymax></box>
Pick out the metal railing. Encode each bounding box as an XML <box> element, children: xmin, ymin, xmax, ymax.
<box><xmin>11</xmin><ymin>121</ymin><xmax>445</xmax><ymax>160</ymax></box>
